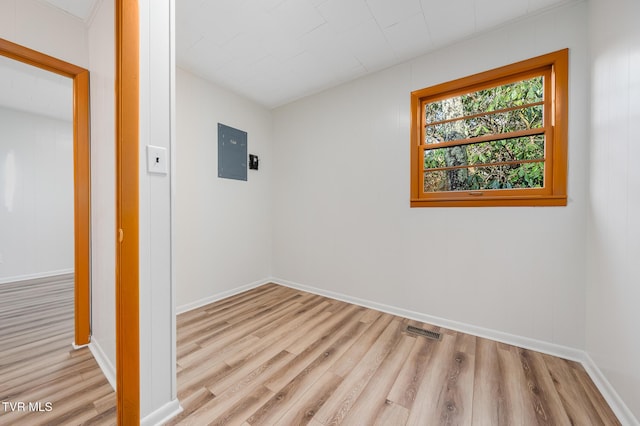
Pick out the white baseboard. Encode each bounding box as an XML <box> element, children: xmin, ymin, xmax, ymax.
<box><xmin>271</xmin><ymin>277</ymin><xmax>639</xmax><ymax>426</ymax></box>
<box><xmin>272</xmin><ymin>277</ymin><xmax>584</xmax><ymax>361</ymax></box>
<box><xmin>0</xmin><ymin>269</ymin><xmax>74</xmax><ymax>285</ymax></box>
<box><xmin>581</xmin><ymin>353</ymin><xmax>639</xmax><ymax>426</ymax></box>
<box><xmin>88</xmin><ymin>337</ymin><xmax>116</xmax><ymax>391</ymax></box>
<box><xmin>176</xmin><ymin>277</ymin><xmax>272</xmax><ymax>315</ymax></box>
<box><xmin>71</xmin><ymin>341</ymin><xmax>89</xmax><ymax>350</ymax></box>
<box><xmin>141</xmin><ymin>399</ymin><xmax>182</xmax><ymax>426</ymax></box>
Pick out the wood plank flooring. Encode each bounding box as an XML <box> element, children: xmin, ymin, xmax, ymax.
<box><xmin>0</xmin><ymin>279</ymin><xmax>621</xmax><ymax>425</ymax></box>
<box><xmin>168</xmin><ymin>283</ymin><xmax>620</xmax><ymax>426</ymax></box>
<box><xmin>0</xmin><ymin>275</ymin><xmax>116</xmax><ymax>425</ymax></box>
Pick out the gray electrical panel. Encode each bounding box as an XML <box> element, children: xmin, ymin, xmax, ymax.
<box><xmin>218</xmin><ymin>123</ymin><xmax>247</xmax><ymax>181</ymax></box>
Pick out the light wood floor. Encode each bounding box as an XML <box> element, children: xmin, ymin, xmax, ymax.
<box><xmin>0</xmin><ymin>275</ymin><xmax>116</xmax><ymax>425</ymax></box>
<box><xmin>168</xmin><ymin>283</ymin><xmax>620</xmax><ymax>426</ymax></box>
<box><xmin>0</xmin><ymin>279</ymin><xmax>621</xmax><ymax>425</ymax></box>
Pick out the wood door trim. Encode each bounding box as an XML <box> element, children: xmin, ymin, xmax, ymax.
<box><xmin>115</xmin><ymin>0</ymin><xmax>140</xmax><ymax>423</ymax></box>
<box><xmin>0</xmin><ymin>37</ymin><xmax>91</xmax><ymax>347</ymax></box>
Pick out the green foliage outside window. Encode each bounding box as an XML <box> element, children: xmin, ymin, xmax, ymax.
<box><xmin>423</xmin><ymin>76</ymin><xmax>545</xmax><ymax>192</ymax></box>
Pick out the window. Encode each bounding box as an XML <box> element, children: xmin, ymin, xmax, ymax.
<box><xmin>410</xmin><ymin>49</ymin><xmax>568</xmax><ymax>207</ymax></box>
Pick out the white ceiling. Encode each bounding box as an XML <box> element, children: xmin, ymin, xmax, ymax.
<box><xmin>177</xmin><ymin>0</ymin><xmax>574</xmax><ymax>109</ymax></box>
<box><xmin>39</xmin><ymin>0</ymin><xmax>99</xmax><ymax>22</ymax></box>
<box><xmin>39</xmin><ymin>0</ymin><xmax>575</xmax><ymax>109</ymax></box>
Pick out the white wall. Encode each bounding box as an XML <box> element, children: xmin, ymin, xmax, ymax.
<box><xmin>0</xmin><ymin>107</ymin><xmax>74</xmax><ymax>282</ymax></box>
<box><xmin>0</xmin><ymin>0</ymin><xmax>87</xmax><ymax>68</ymax></box>
<box><xmin>0</xmin><ymin>0</ymin><xmax>87</xmax><ymax>286</ymax></box>
<box><xmin>87</xmin><ymin>0</ymin><xmax>116</xmax><ymax>380</ymax></box>
<box><xmin>0</xmin><ymin>55</ymin><xmax>73</xmax><ymax>122</ymax></box>
<box><xmin>272</xmin><ymin>2</ymin><xmax>590</xmax><ymax>349</ymax></box>
<box><xmin>587</xmin><ymin>0</ymin><xmax>640</xmax><ymax>420</ymax></box>
<box><xmin>175</xmin><ymin>68</ymin><xmax>273</xmax><ymax>309</ymax></box>
<box><xmin>139</xmin><ymin>0</ymin><xmax>179</xmax><ymax>422</ymax></box>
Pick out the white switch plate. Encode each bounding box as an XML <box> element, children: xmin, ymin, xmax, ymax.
<box><xmin>147</xmin><ymin>145</ymin><xmax>168</xmax><ymax>174</ymax></box>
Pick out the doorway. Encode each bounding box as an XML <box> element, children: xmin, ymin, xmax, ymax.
<box><xmin>0</xmin><ymin>37</ymin><xmax>91</xmax><ymax>346</ymax></box>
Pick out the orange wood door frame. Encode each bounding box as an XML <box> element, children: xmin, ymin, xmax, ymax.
<box><xmin>0</xmin><ymin>38</ymin><xmax>91</xmax><ymax>346</ymax></box>
<box><xmin>115</xmin><ymin>0</ymin><xmax>140</xmax><ymax>423</ymax></box>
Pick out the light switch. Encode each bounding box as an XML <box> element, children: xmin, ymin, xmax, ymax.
<box><xmin>147</xmin><ymin>145</ymin><xmax>168</xmax><ymax>175</ymax></box>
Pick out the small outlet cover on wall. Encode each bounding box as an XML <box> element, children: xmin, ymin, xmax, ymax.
<box><xmin>147</xmin><ymin>145</ymin><xmax>168</xmax><ymax>174</ymax></box>
<box><xmin>249</xmin><ymin>154</ymin><xmax>259</xmax><ymax>170</ymax></box>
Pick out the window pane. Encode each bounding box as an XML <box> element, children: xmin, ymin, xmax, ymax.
<box><xmin>425</xmin><ymin>104</ymin><xmax>543</xmax><ymax>144</ymax></box>
<box><xmin>423</xmin><ymin>161</ymin><xmax>544</xmax><ymax>192</ymax></box>
<box><xmin>424</xmin><ymin>135</ymin><xmax>545</xmax><ymax>169</ymax></box>
<box><xmin>424</xmin><ymin>76</ymin><xmax>544</xmax><ymax>124</ymax></box>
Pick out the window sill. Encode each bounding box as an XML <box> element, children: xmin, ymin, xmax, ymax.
<box><xmin>410</xmin><ymin>195</ymin><xmax>567</xmax><ymax>207</ymax></box>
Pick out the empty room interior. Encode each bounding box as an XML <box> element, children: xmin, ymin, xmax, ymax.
<box><xmin>0</xmin><ymin>0</ymin><xmax>639</xmax><ymax>424</ymax></box>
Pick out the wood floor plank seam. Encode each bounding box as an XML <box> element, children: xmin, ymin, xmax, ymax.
<box><xmin>178</xmin><ymin>289</ymin><xmax>303</xmax><ymax>341</ymax></box>
<box><xmin>192</xmin><ymin>294</ymin><xmax>317</xmax><ymax>349</ymax></box>
<box><xmin>206</xmin><ymin>303</ymin><xmax>340</xmax><ymax>396</ymax></box>
<box><xmin>313</xmin><ymin>318</ymin><xmax>408</xmax><ymax>425</ymax></box>
<box><xmin>245</xmin><ymin>318</ymin><xmax>372</xmax><ymax>424</ymax></box>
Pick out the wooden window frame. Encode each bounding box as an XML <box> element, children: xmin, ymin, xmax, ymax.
<box><xmin>410</xmin><ymin>49</ymin><xmax>568</xmax><ymax>207</ymax></box>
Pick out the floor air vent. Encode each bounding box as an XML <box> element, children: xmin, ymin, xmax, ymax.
<box><xmin>406</xmin><ymin>325</ymin><xmax>442</xmax><ymax>340</ymax></box>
